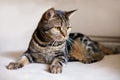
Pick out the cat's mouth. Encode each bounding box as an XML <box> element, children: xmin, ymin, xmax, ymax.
<box><xmin>52</xmin><ymin>40</ymin><xmax>65</xmax><ymax>46</ymax></box>
<box><xmin>53</xmin><ymin>36</ymin><xmax>68</xmax><ymax>42</ymax></box>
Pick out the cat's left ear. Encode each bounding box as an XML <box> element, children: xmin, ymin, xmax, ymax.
<box><xmin>65</xmin><ymin>9</ymin><xmax>77</xmax><ymax>18</ymax></box>
<box><xmin>44</xmin><ymin>8</ymin><xmax>55</xmax><ymax>20</ymax></box>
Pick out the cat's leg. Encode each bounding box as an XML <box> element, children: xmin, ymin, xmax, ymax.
<box><xmin>6</xmin><ymin>53</ymin><xmax>33</xmax><ymax>70</ymax></box>
<box><xmin>49</xmin><ymin>56</ymin><xmax>67</xmax><ymax>74</ymax></box>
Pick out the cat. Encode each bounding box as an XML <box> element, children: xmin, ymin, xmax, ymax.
<box><xmin>6</xmin><ymin>8</ymin><xmax>119</xmax><ymax>74</ymax></box>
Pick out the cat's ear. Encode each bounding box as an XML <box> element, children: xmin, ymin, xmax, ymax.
<box><xmin>65</xmin><ymin>9</ymin><xmax>77</xmax><ymax>18</ymax></box>
<box><xmin>44</xmin><ymin>8</ymin><xmax>55</xmax><ymax>20</ymax></box>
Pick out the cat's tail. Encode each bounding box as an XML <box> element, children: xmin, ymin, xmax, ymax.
<box><xmin>98</xmin><ymin>44</ymin><xmax>120</xmax><ymax>55</ymax></box>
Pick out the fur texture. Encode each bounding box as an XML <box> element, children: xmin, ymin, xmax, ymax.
<box><xmin>7</xmin><ymin>8</ymin><xmax>117</xmax><ymax>74</ymax></box>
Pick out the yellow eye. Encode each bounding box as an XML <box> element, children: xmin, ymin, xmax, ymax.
<box><xmin>55</xmin><ymin>27</ymin><xmax>61</xmax><ymax>30</ymax></box>
<box><xmin>67</xmin><ymin>27</ymin><xmax>70</xmax><ymax>29</ymax></box>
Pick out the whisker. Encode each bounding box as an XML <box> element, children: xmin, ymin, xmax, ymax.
<box><xmin>48</xmin><ymin>41</ymin><xmax>55</xmax><ymax>51</ymax></box>
<box><xmin>66</xmin><ymin>38</ymin><xmax>73</xmax><ymax>50</ymax></box>
<box><xmin>51</xmin><ymin>40</ymin><xmax>56</xmax><ymax>47</ymax></box>
<box><xmin>68</xmin><ymin>38</ymin><xmax>80</xmax><ymax>49</ymax></box>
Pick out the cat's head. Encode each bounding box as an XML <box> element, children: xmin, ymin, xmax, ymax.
<box><xmin>38</xmin><ymin>8</ymin><xmax>76</xmax><ymax>42</ymax></box>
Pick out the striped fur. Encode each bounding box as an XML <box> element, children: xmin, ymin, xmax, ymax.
<box><xmin>67</xmin><ymin>33</ymin><xmax>104</xmax><ymax>63</ymax></box>
<box><xmin>7</xmin><ymin>8</ymin><xmax>118</xmax><ymax>74</ymax></box>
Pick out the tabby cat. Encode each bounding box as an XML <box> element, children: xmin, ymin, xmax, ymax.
<box><xmin>7</xmin><ymin>8</ymin><xmax>118</xmax><ymax>74</ymax></box>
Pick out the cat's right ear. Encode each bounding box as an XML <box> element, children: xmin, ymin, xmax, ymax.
<box><xmin>65</xmin><ymin>9</ymin><xmax>77</xmax><ymax>18</ymax></box>
<box><xmin>43</xmin><ymin>8</ymin><xmax>55</xmax><ymax>20</ymax></box>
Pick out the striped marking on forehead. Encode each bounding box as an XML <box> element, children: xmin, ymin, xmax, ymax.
<box><xmin>56</xmin><ymin>10</ymin><xmax>68</xmax><ymax>27</ymax></box>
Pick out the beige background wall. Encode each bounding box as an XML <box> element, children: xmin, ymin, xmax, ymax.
<box><xmin>55</xmin><ymin>0</ymin><xmax>120</xmax><ymax>37</ymax></box>
<box><xmin>0</xmin><ymin>0</ymin><xmax>120</xmax><ymax>52</ymax></box>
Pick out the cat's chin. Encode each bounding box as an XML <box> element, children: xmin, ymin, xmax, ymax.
<box><xmin>54</xmin><ymin>40</ymin><xmax>65</xmax><ymax>42</ymax></box>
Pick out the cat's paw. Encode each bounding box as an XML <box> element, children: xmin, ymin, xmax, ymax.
<box><xmin>49</xmin><ymin>62</ymin><xmax>62</xmax><ymax>74</ymax></box>
<box><xmin>6</xmin><ymin>62</ymin><xmax>23</xmax><ymax>70</ymax></box>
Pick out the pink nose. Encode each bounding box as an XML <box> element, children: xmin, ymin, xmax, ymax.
<box><xmin>60</xmin><ymin>31</ymin><xmax>67</xmax><ymax>37</ymax></box>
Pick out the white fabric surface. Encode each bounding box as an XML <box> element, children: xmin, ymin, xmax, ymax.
<box><xmin>0</xmin><ymin>52</ymin><xmax>120</xmax><ymax>80</ymax></box>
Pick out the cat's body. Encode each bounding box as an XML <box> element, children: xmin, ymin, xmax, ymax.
<box><xmin>67</xmin><ymin>33</ymin><xmax>104</xmax><ymax>63</ymax></box>
<box><xmin>27</xmin><ymin>29</ymin><xmax>67</xmax><ymax>64</ymax></box>
<box><xmin>7</xmin><ymin>8</ymin><xmax>117</xmax><ymax>74</ymax></box>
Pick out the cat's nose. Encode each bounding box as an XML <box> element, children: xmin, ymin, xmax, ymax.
<box><xmin>60</xmin><ymin>31</ymin><xmax>67</xmax><ymax>37</ymax></box>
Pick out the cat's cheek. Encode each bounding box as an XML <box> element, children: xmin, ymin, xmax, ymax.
<box><xmin>52</xmin><ymin>35</ymin><xmax>66</xmax><ymax>41</ymax></box>
<box><xmin>54</xmin><ymin>37</ymin><xmax>64</xmax><ymax>41</ymax></box>
<box><xmin>67</xmin><ymin>28</ymin><xmax>71</xmax><ymax>34</ymax></box>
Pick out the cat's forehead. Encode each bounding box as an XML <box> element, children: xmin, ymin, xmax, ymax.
<box><xmin>55</xmin><ymin>10</ymin><xmax>68</xmax><ymax>20</ymax></box>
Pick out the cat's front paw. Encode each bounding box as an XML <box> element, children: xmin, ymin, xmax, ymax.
<box><xmin>6</xmin><ymin>62</ymin><xmax>23</xmax><ymax>70</ymax></box>
<box><xmin>49</xmin><ymin>62</ymin><xmax>62</xmax><ymax>74</ymax></box>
